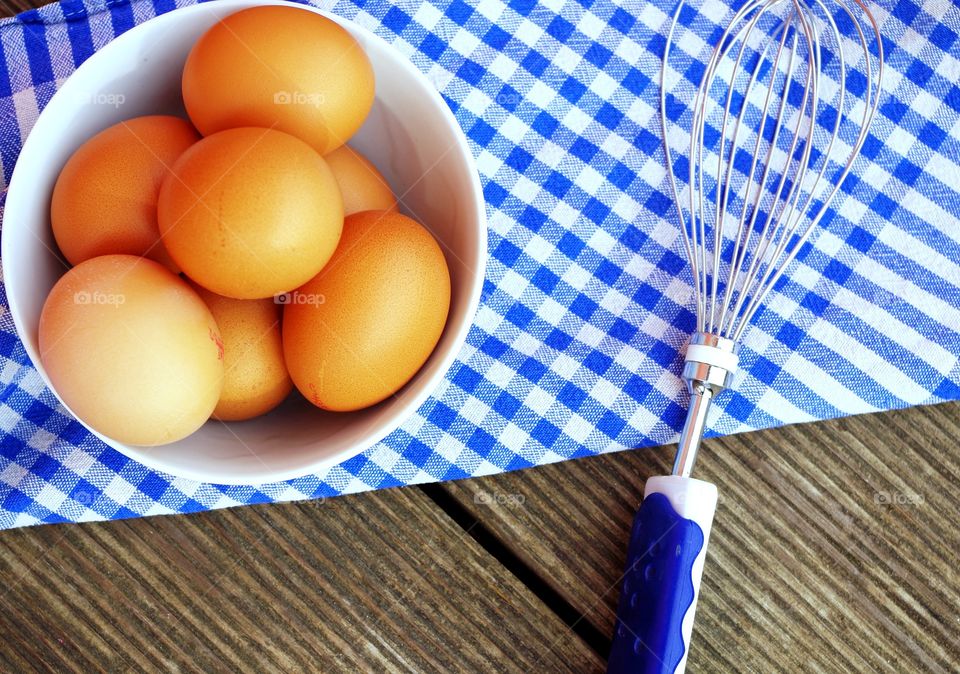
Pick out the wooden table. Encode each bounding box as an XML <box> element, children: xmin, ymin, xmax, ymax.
<box><xmin>1</xmin><ymin>1</ymin><xmax>958</xmax><ymax>671</ymax></box>
<box><xmin>2</xmin><ymin>402</ymin><xmax>958</xmax><ymax>672</ymax></box>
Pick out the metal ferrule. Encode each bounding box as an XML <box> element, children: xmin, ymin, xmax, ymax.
<box><xmin>672</xmin><ymin>332</ymin><xmax>739</xmax><ymax>477</ymax></box>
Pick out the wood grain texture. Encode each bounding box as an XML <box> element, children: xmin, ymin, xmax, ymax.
<box><xmin>443</xmin><ymin>402</ymin><xmax>960</xmax><ymax>673</ymax></box>
<box><xmin>0</xmin><ymin>0</ymin><xmax>36</xmax><ymax>16</ymax></box>
<box><xmin>0</xmin><ymin>487</ymin><xmax>604</xmax><ymax>672</ymax></box>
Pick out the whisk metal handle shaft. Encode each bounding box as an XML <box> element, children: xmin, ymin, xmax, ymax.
<box><xmin>673</xmin><ymin>333</ymin><xmax>738</xmax><ymax>476</ymax></box>
<box><xmin>673</xmin><ymin>384</ymin><xmax>713</xmax><ymax>477</ymax></box>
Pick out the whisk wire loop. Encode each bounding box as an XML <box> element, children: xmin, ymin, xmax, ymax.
<box><xmin>712</xmin><ymin>10</ymin><xmax>799</xmax><ymax>335</ymax></box>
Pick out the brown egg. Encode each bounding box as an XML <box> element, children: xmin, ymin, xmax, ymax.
<box><xmin>182</xmin><ymin>6</ymin><xmax>375</xmax><ymax>155</ymax></box>
<box><xmin>283</xmin><ymin>211</ymin><xmax>450</xmax><ymax>412</ymax></box>
<box><xmin>324</xmin><ymin>145</ymin><xmax>398</xmax><ymax>216</ymax></box>
<box><xmin>50</xmin><ymin>115</ymin><xmax>198</xmax><ymax>270</ymax></box>
<box><xmin>158</xmin><ymin>127</ymin><xmax>343</xmax><ymax>300</ymax></box>
<box><xmin>193</xmin><ymin>286</ymin><xmax>292</xmax><ymax>421</ymax></box>
<box><xmin>38</xmin><ymin>255</ymin><xmax>223</xmax><ymax>446</ymax></box>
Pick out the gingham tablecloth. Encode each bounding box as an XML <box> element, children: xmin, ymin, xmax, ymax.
<box><xmin>0</xmin><ymin>0</ymin><xmax>957</xmax><ymax>528</ymax></box>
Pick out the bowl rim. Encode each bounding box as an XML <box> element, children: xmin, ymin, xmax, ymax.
<box><xmin>1</xmin><ymin>0</ymin><xmax>487</xmax><ymax>485</ymax></box>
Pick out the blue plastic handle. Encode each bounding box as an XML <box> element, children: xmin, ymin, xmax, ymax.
<box><xmin>607</xmin><ymin>492</ymin><xmax>705</xmax><ymax>674</ymax></box>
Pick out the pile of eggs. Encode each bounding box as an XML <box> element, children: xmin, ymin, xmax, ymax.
<box><xmin>38</xmin><ymin>6</ymin><xmax>451</xmax><ymax>447</ymax></box>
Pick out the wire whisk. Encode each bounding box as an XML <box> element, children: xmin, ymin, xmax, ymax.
<box><xmin>609</xmin><ymin>1</ymin><xmax>883</xmax><ymax>671</ymax></box>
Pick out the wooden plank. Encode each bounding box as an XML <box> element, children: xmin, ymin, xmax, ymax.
<box><xmin>442</xmin><ymin>402</ymin><xmax>960</xmax><ymax>672</ymax></box>
<box><xmin>0</xmin><ymin>0</ymin><xmax>40</xmax><ymax>16</ymax></box>
<box><xmin>0</xmin><ymin>488</ymin><xmax>604</xmax><ymax>672</ymax></box>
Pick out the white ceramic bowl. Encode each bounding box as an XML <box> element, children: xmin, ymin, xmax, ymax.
<box><xmin>2</xmin><ymin>0</ymin><xmax>486</xmax><ymax>484</ymax></box>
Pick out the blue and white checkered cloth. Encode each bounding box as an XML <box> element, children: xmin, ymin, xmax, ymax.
<box><xmin>0</xmin><ymin>0</ymin><xmax>957</xmax><ymax>528</ymax></box>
